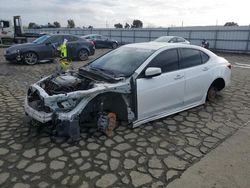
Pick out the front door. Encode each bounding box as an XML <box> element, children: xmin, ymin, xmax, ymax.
<box><xmin>136</xmin><ymin>49</ymin><xmax>185</xmax><ymax>121</ymax></box>
<box><xmin>40</xmin><ymin>35</ymin><xmax>63</xmax><ymax>59</ymax></box>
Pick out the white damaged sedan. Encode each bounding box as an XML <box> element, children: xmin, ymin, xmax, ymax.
<box><xmin>25</xmin><ymin>42</ymin><xmax>231</xmax><ymax>138</ymax></box>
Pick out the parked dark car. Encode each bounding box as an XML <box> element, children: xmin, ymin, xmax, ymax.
<box><xmin>82</xmin><ymin>34</ymin><xmax>118</xmax><ymax>49</ymax></box>
<box><xmin>4</xmin><ymin>34</ymin><xmax>95</xmax><ymax>65</ymax></box>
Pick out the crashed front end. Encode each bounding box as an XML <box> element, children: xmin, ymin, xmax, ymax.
<box><xmin>24</xmin><ymin>71</ymin><xmax>132</xmax><ymax>138</ymax></box>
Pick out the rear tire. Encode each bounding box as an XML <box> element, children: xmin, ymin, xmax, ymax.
<box><xmin>78</xmin><ymin>49</ymin><xmax>89</xmax><ymax>61</ymax></box>
<box><xmin>24</xmin><ymin>52</ymin><xmax>38</xmax><ymax>65</ymax></box>
<box><xmin>112</xmin><ymin>43</ymin><xmax>118</xmax><ymax>49</ymax></box>
<box><xmin>207</xmin><ymin>85</ymin><xmax>218</xmax><ymax>101</ymax></box>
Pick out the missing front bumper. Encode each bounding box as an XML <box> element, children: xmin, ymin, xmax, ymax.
<box><xmin>25</xmin><ymin>97</ymin><xmax>80</xmax><ymax>139</ymax></box>
<box><xmin>24</xmin><ymin>97</ymin><xmax>53</xmax><ymax>123</ymax></box>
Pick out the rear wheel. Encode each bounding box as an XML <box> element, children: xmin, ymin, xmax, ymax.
<box><xmin>207</xmin><ymin>85</ymin><xmax>218</xmax><ymax>101</ymax></box>
<box><xmin>78</xmin><ymin>49</ymin><xmax>89</xmax><ymax>61</ymax></box>
<box><xmin>24</xmin><ymin>52</ymin><xmax>38</xmax><ymax>65</ymax></box>
<box><xmin>112</xmin><ymin>42</ymin><xmax>118</xmax><ymax>49</ymax></box>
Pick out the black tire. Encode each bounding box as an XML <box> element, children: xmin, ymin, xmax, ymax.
<box><xmin>78</xmin><ymin>49</ymin><xmax>89</xmax><ymax>61</ymax></box>
<box><xmin>23</xmin><ymin>52</ymin><xmax>38</xmax><ymax>65</ymax></box>
<box><xmin>112</xmin><ymin>42</ymin><xmax>118</xmax><ymax>49</ymax></box>
<box><xmin>207</xmin><ymin>85</ymin><xmax>218</xmax><ymax>101</ymax></box>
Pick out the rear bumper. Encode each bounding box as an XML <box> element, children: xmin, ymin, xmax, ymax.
<box><xmin>224</xmin><ymin>67</ymin><xmax>231</xmax><ymax>87</ymax></box>
<box><xmin>89</xmin><ymin>46</ymin><xmax>95</xmax><ymax>56</ymax></box>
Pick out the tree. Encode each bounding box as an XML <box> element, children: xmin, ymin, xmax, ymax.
<box><xmin>114</xmin><ymin>23</ymin><xmax>123</xmax><ymax>28</ymax></box>
<box><xmin>67</xmin><ymin>19</ymin><xmax>75</xmax><ymax>28</ymax></box>
<box><xmin>224</xmin><ymin>22</ymin><xmax>238</xmax><ymax>26</ymax></box>
<box><xmin>54</xmin><ymin>21</ymin><xmax>61</xmax><ymax>28</ymax></box>
<box><xmin>124</xmin><ymin>23</ymin><xmax>130</xmax><ymax>29</ymax></box>
<box><xmin>88</xmin><ymin>25</ymin><xmax>93</xmax><ymax>29</ymax></box>
<box><xmin>28</xmin><ymin>22</ymin><xmax>36</xmax><ymax>29</ymax></box>
<box><xmin>131</xmin><ymin>19</ymin><xmax>143</xmax><ymax>28</ymax></box>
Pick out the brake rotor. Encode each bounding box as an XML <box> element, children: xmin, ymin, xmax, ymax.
<box><xmin>97</xmin><ymin>112</ymin><xmax>117</xmax><ymax>137</ymax></box>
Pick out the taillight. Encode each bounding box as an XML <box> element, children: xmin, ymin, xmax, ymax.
<box><xmin>227</xmin><ymin>64</ymin><xmax>232</xmax><ymax>69</ymax></box>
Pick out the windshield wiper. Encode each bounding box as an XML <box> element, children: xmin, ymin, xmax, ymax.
<box><xmin>89</xmin><ymin>66</ymin><xmax>126</xmax><ymax>79</ymax></box>
<box><xmin>87</xmin><ymin>66</ymin><xmax>116</xmax><ymax>80</ymax></box>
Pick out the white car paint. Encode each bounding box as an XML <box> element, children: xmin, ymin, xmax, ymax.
<box><xmin>132</xmin><ymin>43</ymin><xmax>231</xmax><ymax>127</ymax></box>
<box><xmin>153</xmin><ymin>36</ymin><xmax>190</xmax><ymax>44</ymax></box>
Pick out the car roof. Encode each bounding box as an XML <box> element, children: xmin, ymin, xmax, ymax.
<box><xmin>125</xmin><ymin>42</ymin><xmax>213</xmax><ymax>53</ymax></box>
<box><xmin>50</xmin><ymin>34</ymin><xmax>79</xmax><ymax>37</ymax></box>
<box><xmin>83</xmin><ymin>34</ymin><xmax>101</xmax><ymax>37</ymax></box>
<box><xmin>157</xmin><ymin>36</ymin><xmax>184</xmax><ymax>39</ymax></box>
<box><xmin>125</xmin><ymin>42</ymin><xmax>191</xmax><ymax>50</ymax></box>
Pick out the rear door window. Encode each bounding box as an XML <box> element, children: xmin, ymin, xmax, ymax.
<box><xmin>169</xmin><ymin>37</ymin><xmax>177</xmax><ymax>43</ymax></box>
<box><xmin>177</xmin><ymin>37</ymin><xmax>185</xmax><ymax>42</ymax></box>
<box><xmin>147</xmin><ymin>49</ymin><xmax>179</xmax><ymax>73</ymax></box>
<box><xmin>201</xmin><ymin>51</ymin><xmax>209</xmax><ymax>63</ymax></box>
<box><xmin>180</xmin><ymin>48</ymin><xmax>202</xmax><ymax>68</ymax></box>
<box><xmin>95</xmin><ymin>35</ymin><xmax>102</xmax><ymax>39</ymax></box>
<box><xmin>64</xmin><ymin>35</ymin><xmax>79</xmax><ymax>42</ymax></box>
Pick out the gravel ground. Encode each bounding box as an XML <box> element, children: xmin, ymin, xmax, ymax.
<box><xmin>0</xmin><ymin>47</ymin><xmax>249</xmax><ymax>188</ymax></box>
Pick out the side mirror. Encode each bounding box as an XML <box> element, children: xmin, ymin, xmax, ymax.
<box><xmin>145</xmin><ymin>67</ymin><xmax>162</xmax><ymax>78</ymax></box>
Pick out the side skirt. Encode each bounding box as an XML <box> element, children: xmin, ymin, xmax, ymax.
<box><xmin>132</xmin><ymin>99</ymin><xmax>206</xmax><ymax>128</ymax></box>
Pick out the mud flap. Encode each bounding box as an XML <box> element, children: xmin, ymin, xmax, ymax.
<box><xmin>56</xmin><ymin>119</ymin><xmax>80</xmax><ymax>139</ymax></box>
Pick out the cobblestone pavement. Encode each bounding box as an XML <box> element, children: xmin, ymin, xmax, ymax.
<box><xmin>0</xmin><ymin>48</ymin><xmax>249</xmax><ymax>188</ymax></box>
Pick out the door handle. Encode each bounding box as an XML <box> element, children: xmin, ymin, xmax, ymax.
<box><xmin>174</xmin><ymin>75</ymin><xmax>184</xmax><ymax>80</ymax></box>
<box><xmin>202</xmin><ymin>67</ymin><xmax>209</xmax><ymax>71</ymax></box>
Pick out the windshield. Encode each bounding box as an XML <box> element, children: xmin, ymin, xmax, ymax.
<box><xmin>32</xmin><ymin>35</ymin><xmax>50</xmax><ymax>44</ymax></box>
<box><xmin>85</xmin><ymin>46</ymin><xmax>155</xmax><ymax>77</ymax></box>
<box><xmin>154</xmin><ymin>36</ymin><xmax>172</xmax><ymax>42</ymax></box>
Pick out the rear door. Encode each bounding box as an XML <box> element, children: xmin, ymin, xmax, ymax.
<box><xmin>136</xmin><ymin>49</ymin><xmax>185</xmax><ymax>120</ymax></box>
<box><xmin>179</xmin><ymin>48</ymin><xmax>213</xmax><ymax>105</ymax></box>
<box><xmin>63</xmin><ymin>35</ymin><xmax>78</xmax><ymax>58</ymax></box>
<box><xmin>176</xmin><ymin>37</ymin><xmax>187</xmax><ymax>44</ymax></box>
<box><xmin>94</xmin><ymin>35</ymin><xmax>104</xmax><ymax>47</ymax></box>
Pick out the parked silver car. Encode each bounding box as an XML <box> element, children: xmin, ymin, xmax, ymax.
<box><xmin>153</xmin><ymin>36</ymin><xmax>190</xmax><ymax>44</ymax></box>
<box><xmin>25</xmin><ymin>42</ymin><xmax>231</xmax><ymax>138</ymax></box>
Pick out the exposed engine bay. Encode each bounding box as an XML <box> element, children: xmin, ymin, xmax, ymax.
<box><xmin>25</xmin><ymin>70</ymin><xmax>134</xmax><ymax>139</ymax></box>
<box><xmin>41</xmin><ymin>72</ymin><xmax>95</xmax><ymax>95</ymax></box>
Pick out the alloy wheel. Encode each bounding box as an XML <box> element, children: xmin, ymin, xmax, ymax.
<box><xmin>79</xmin><ymin>49</ymin><xmax>88</xmax><ymax>61</ymax></box>
<box><xmin>24</xmin><ymin>52</ymin><xmax>38</xmax><ymax>65</ymax></box>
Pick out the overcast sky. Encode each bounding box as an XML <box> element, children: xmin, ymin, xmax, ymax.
<box><xmin>0</xmin><ymin>0</ymin><xmax>249</xmax><ymax>28</ymax></box>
